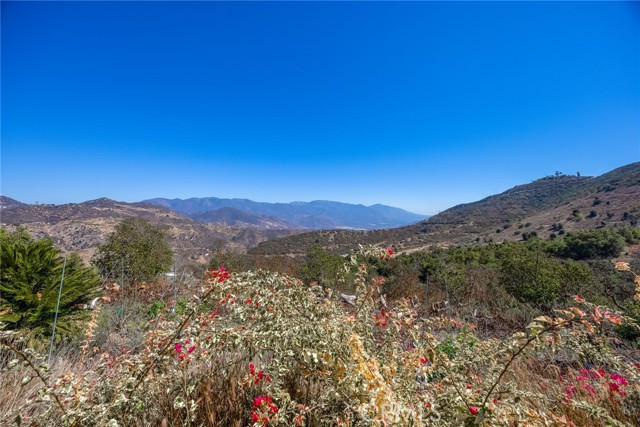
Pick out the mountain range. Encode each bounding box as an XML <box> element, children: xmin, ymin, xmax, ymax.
<box><xmin>2</xmin><ymin>162</ymin><xmax>638</xmax><ymax>266</ymax></box>
<box><xmin>142</xmin><ymin>197</ymin><xmax>428</xmax><ymax>230</ymax></box>
<box><xmin>0</xmin><ymin>196</ymin><xmax>426</xmax><ymax>267</ymax></box>
<box><xmin>250</xmin><ymin>162</ymin><xmax>640</xmax><ymax>256</ymax></box>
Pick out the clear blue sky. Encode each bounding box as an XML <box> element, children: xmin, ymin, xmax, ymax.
<box><xmin>2</xmin><ymin>1</ymin><xmax>638</xmax><ymax>215</ymax></box>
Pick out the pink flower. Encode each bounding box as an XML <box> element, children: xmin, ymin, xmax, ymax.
<box><xmin>609</xmin><ymin>381</ymin><xmax>626</xmax><ymax>396</ymax></box>
<box><xmin>187</xmin><ymin>345</ymin><xmax>196</xmax><ymax>354</ymax></box>
<box><xmin>174</xmin><ymin>343</ymin><xmax>183</xmax><ymax>354</ymax></box>
<box><xmin>610</xmin><ymin>374</ymin><xmax>628</xmax><ymax>386</ymax></box>
<box><xmin>469</xmin><ymin>406</ymin><xmax>479</xmax><ymax>415</ymax></box>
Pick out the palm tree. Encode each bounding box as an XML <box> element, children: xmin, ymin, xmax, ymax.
<box><xmin>0</xmin><ymin>229</ymin><xmax>101</xmax><ymax>347</ymax></box>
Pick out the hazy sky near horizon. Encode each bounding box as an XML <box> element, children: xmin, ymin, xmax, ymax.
<box><xmin>2</xmin><ymin>1</ymin><xmax>639</xmax><ymax>215</ymax></box>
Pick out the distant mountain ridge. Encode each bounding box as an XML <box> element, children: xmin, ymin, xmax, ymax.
<box><xmin>249</xmin><ymin>162</ymin><xmax>640</xmax><ymax>256</ymax></box>
<box><xmin>143</xmin><ymin>197</ymin><xmax>428</xmax><ymax>230</ymax></box>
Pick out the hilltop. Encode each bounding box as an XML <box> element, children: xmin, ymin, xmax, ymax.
<box><xmin>250</xmin><ymin>162</ymin><xmax>640</xmax><ymax>256</ymax></box>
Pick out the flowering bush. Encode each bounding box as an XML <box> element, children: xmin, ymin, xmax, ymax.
<box><xmin>1</xmin><ymin>246</ymin><xmax>639</xmax><ymax>426</ymax></box>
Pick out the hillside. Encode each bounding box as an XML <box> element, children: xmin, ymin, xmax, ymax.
<box><xmin>0</xmin><ymin>197</ymin><xmax>298</xmax><ymax>267</ymax></box>
<box><xmin>250</xmin><ymin>163</ymin><xmax>640</xmax><ymax>256</ymax></box>
<box><xmin>190</xmin><ymin>207</ymin><xmax>300</xmax><ymax>229</ymax></box>
<box><xmin>143</xmin><ymin>197</ymin><xmax>427</xmax><ymax>230</ymax></box>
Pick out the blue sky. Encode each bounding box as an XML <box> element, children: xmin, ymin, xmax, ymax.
<box><xmin>1</xmin><ymin>1</ymin><xmax>638</xmax><ymax>215</ymax></box>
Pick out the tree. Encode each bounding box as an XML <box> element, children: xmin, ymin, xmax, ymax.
<box><xmin>299</xmin><ymin>246</ymin><xmax>350</xmax><ymax>292</ymax></box>
<box><xmin>92</xmin><ymin>218</ymin><xmax>173</xmax><ymax>283</ymax></box>
<box><xmin>0</xmin><ymin>228</ymin><xmax>101</xmax><ymax>346</ymax></box>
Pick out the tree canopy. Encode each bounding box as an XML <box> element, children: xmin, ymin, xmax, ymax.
<box><xmin>92</xmin><ymin>217</ymin><xmax>173</xmax><ymax>283</ymax></box>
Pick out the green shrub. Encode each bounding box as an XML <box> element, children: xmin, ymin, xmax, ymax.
<box><xmin>92</xmin><ymin>218</ymin><xmax>173</xmax><ymax>283</ymax></box>
<box><xmin>553</xmin><ymin>229</ymin><xmax>625</xmax><ymax>260</ymax></box>
<box><xmin>0</xmin><ymin>228</ymin><xmax>101</xmax><ymax>346</ymax></box>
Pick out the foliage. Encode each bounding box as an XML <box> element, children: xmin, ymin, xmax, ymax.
<box><xmin>92</xmin><ymin>217</ymin><xmax>173</xmax><ymax>283</ymax></box>
<box><xmin>550</xmin><ymin>229</ymin><xmax>626</xmax><ymax>260</ymax></box>
<box><xmin>298</xmin><ymin>246</ymin><xmax>351</xmax><ymax>292</ymax></box>
<box><xmin>0</xmin><ymin>228</ymin><xmax>101</xmax><ymax>346</ymax></box>
<box><xmin>1</xmin><ymin>246</ymin><xmax>639</xmax><ymax>427</ymax></box>
<box><xmin>499</xmin><ymin>244</ymin><xmax>593</xmax><ymax>310</ymax></box>
<box><xmin>208</xmin><ymin>250</ymin><xmax>256</xmax><ymax>273</ymax></box>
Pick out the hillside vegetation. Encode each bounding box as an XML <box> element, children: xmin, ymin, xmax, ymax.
<box><xmin>250</xmin><ymin>163</ymin><xmax>640</xmax><ymax>256</ymax></box>
<box><xmin>1</xmin><ymin>239</ymin><xmax>639</xmax><ymax>426</ymax></box>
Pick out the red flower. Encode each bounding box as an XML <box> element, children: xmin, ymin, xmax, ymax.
<box><xmin>610</xmin><ymin>374</ymin><xmax>628</xmax><ymax>386</ymax></box>
<box><xmin>469</xmin><ymin>406</ymin><xmax>479</xmax><ymax>415</ymax></box>
<box><xmin>253</xmin><ymin>396</ymin><xmax>264</xmax><ymax>407</ymax></box>
<box><xmin>387</xmin><ymin>248</ymin><xmax>394</xmax><ymax>256</ymax></box>
<box><xmin>419</xmin><ymin>357</ymin><xmax>429</xmax><ymax>365</ymax></box>
<box><xmin>257</xmin><ymin>371</ymin><xmax>264</xmax><ymax>380</ymax></box>
<box><xmin>269</xmin><ymin>404</ymin><xmax>279</xmax><ymax>413</ymax></box>
<box><xmin>187</xmin><ymin>345</ymin><xmax>196</xmax><ymax>354</ymax></box>
<box><xmin>251</xmin><ymin>410</ymin><xmax>259</xmax><ymax>423</ymax></box>
<box><xmin>249</xmin><ymin>363</ymin><xmax>255</xmax><ymax>375</ymax></box>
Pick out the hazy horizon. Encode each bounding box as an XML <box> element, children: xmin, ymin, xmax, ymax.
<box><xmin>2</xmin><ymin>2</ymin><xmax>638</xmax><ymax>216</ymax></box>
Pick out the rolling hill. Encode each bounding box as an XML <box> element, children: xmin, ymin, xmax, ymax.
<box><xmin>0</xmin><ymin>197</ymin><xmax>298</xmax><ymax>267</ymax></box>
<box><xmin>249</xmin><ymin>162</ymin><xmax>640</xmax><ymax>256</ymax></box>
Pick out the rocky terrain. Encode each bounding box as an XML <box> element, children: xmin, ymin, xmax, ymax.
<box><xmin>0</xmin><ymin>197</ymin><xmax>298</xmax><ymax>268</ymax></box>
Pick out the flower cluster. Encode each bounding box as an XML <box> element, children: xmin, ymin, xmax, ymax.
<box><xmin>248</xmin><ymin>363</ymin><xmax>272</xmax><ymax>385</ymax></box>
<box><xmin>207</xmin><ymin>266</ymin><xmax>230</xmax><ymax>283</ymax></box>
<box><xmin>250</xmin><ymin>394</ymin><xmax>278</xmax><ymax>425</ymax></box>
<box><xmin>173</xmin><ymin>338</ymin><xmax>196</xmax><ymax>362</ymax></box>
<box><xmin>562</xmin><ymin>368</ymin><xmax>630</xmax><ymax>401</ymax></box>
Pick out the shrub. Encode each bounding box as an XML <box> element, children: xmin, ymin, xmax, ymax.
<box><xmin>0</xmin><ymin>228</ymin><xmax>101</xmax><ymax>346</ymax></box>
<box><xmin>554</xmin><ymin>229</ymin><xmax>625</xmax><ymax>260</ymax></box>
<box><xmin>2</xmin><ymin>246</ymin><xmax>638</xmax><ymax>427</ymax></box>
<box><xmin>499</xmin><ymin>245</ymin><xmax>592</xmax><ymax>310</ymax></box>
